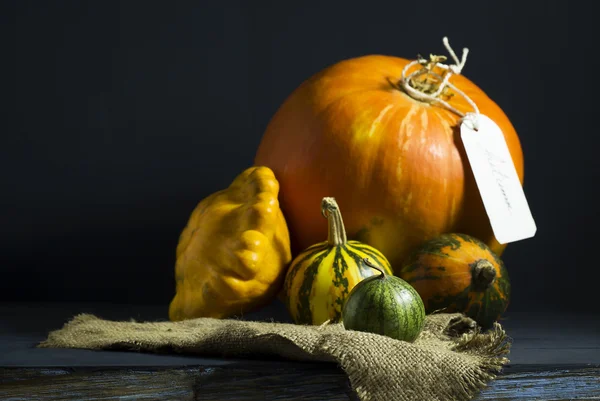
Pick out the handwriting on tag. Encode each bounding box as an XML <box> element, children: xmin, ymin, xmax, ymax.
<box><xmin>460</xmin><ymin>114</ymin><xmax>537</xmax><ymax>244</ymax></box>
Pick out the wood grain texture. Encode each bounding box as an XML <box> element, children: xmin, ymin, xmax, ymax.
<box><xmin>477</xmin><ymin>366</ymin><xmax>600</xmax><ymax>400</ymax></box>
<box><xmin>1</xmin><ymin>364</ymin><xmax>599</xmax><ymax>401</ymax></box>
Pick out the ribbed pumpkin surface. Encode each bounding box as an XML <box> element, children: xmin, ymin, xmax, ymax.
<box><xmin>254</xmin><ymin>51</ymin><xmax>525</xmax><ymax>270</ymax></box>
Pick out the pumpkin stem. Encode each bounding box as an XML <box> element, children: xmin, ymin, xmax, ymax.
<box><xmin>471</xmin><ymin>259</ymin><xmax>497</xmax><ymax>291</ymax></box>
<box><xmin>397</xmin><ymin>37</ymin><xmax>480</xmax><ymax>130</ymax></box>
<box><xmin>363</xmin><ymin>258</ymin><xmax>386</xmax><ymax>279</ymax></box>
<box><xmin>321</xmin><ymin>197</ymin><xmax>347</xmax><ymax>246</ymax></box>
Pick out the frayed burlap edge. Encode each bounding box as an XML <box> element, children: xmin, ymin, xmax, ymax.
<box><xmin>446</xmin><ymin>322</ymin><xmax>511</xmax><ymax>399</ymax></box>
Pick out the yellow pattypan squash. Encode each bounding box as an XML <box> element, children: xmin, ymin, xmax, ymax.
<box><xmin>168</xmin><ymin>166</ymin><xmax>292</xmax><ymax>321</ymax></box>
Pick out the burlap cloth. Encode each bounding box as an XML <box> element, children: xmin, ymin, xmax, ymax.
<box><xmin>38</xmin><ymin>312</ymin><xmax>510</xmax><ymax>401</ymax></box>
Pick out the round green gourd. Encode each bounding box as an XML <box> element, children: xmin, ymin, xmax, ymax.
<box><xmin>342</xmin><ymin>258</ymin><xmax>426</xmax><ymax>342</ymax></box>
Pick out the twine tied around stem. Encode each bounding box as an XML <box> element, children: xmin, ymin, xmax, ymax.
<box><xmin>399</xmin><ymin>37</ymin><xmax>480</xmax><ymax>131</ymax></box>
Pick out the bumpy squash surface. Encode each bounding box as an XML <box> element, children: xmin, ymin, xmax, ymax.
<box><xmin>169</xmin><ymin>166</ymin><xmax>291</xmax><ymax>321</ymax></box>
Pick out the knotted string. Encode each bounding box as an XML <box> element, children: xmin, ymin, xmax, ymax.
<box><xmin>400</xmin><ymin>37</ymin><xmax>480</xmax><ymax>131</ymax></box>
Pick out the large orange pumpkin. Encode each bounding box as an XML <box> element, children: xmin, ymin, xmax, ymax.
<box><xmin>254</xmin><ymin>50</ymin><xmax>524</xmax><ymax>271</ymax></box>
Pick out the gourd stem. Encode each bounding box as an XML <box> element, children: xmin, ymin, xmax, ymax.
<box><xmin>321</xmin><ymin>197</ymin><xmax>347</xmax><ymax>246</ymax></box>
<box><xmin>363</xmin><ymin>258</ymin><xmax>386</xmax><ymax>279</ymax></box>
<box><xmin>471</xmin><ymin>259</ymin><xmax>497</xmax><ymax>291</ymax></box>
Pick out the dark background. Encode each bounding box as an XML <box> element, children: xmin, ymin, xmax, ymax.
<box><xmin>2</xmin><ymin>1</ymin><xmax>598</xmax><ymax>315</ymax></box>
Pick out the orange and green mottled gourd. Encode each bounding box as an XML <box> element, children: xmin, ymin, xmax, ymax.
<box><xmin>399</xmin><ymin>233</ymin><xmax>510</xmax><ymax>329</ymax></box>
<box><xmin>169</xmin><ymin>166</ymin><xmax>292</xmax><ymax>321</ymax></box>
<box><xmin>283</xmin><ymin>197</ymin><xmax>393</xmax><ymax>325</ymax></box>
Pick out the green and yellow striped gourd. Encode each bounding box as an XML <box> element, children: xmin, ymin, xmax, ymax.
<box><xmin>283</xmin><ymin>197</ymin><xmax>393</xmax><ymax>325</ymax></box>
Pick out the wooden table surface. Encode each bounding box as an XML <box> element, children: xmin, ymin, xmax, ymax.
<box><xmin>1</xmin><ymin>302</ymin><xmax>599</xmax><ymax>400</ymax></box>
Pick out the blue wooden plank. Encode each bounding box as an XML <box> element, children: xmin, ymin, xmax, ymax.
<box><xmin>1</xmin><ymin>365</ymin><xmax>599</xmax><ymax>401</ymax></box>
<box><xmin>478</xmin><ymin>365</ymin><xmax>600</xmax><ymax>400</ymax></box>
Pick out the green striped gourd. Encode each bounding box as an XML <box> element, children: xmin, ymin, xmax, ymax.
<box><xmin>342</xmin><ymin>258</ymin><xmax>425</xmax><ymax>342</ymax></box>
<box><xmin>283</xmin><ymin>197</ymin><xmax>393</xmax><ymax>325</ymax></box>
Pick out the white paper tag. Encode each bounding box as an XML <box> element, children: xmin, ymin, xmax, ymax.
<box><xmin>460</xmin><ymin>113</ymin><xmax>537</xmax><ymax>244</ymax></box>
